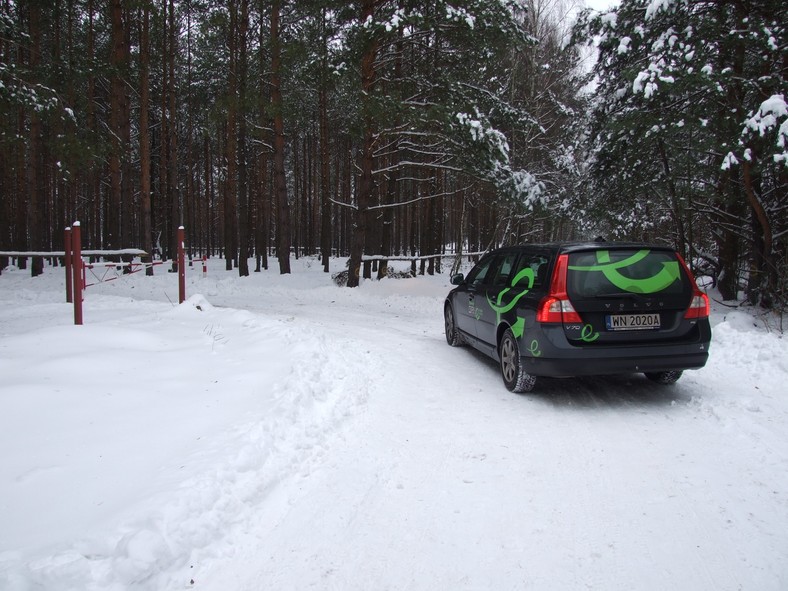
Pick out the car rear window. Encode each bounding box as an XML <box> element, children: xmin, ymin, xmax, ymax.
<box><xmin>567</xmin><ymin>249</ymin><xmax>687</xmax><ymax>298</ymax></box>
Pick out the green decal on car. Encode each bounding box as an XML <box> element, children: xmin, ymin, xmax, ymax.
<box><xmin>486</xmin><ymin>268</ymin><xmax>535</xmax><ymax>315</ymax></box>
<box><xmin>528</xmin><ymin>339</ymin><xmax>542</xmax><ymax>357</ymax></box>
<box><xmin>568</xmin><ymin>250</ymin><xmax>680</xmax><ymax>294</ymax></box>
<box><xmin>512</xmin><ymin>317</ymin><xmax>525</xmax><ymax>339</ymax></box>
<box><xmin>486</xmin><ymin>268</ymin><xmax>534</xmax><ymax>338</ymax></box>
<box><xmin>580</xmin><ymin>324</ymin><xmax>600</xmax><ymax>342</ymax></box>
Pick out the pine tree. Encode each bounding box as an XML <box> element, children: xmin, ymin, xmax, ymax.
<box><xmin>576</xmin><ymin>0</ymin><xmax>787</xmax><ymax>307</ymax></box>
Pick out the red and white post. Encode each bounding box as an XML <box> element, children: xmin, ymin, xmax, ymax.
<box><xmin>71</xmin><ymin>222</ymin><xmax>83</xmax><ymax>325</ymax></box>
<box><xmin>64</xmin><ymin>226</ymin><xmax>73</xmax><ymax>303</ymax></box>
<box><xmin>178</xmin><ymin>226</ymin><xmax>186</xmax><ymax>304</ymax></box>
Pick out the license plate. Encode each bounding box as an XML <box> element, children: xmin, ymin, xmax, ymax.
<box><xmin>606</xmin><ymin>313</ymin><xmax>661</xmax><ymax>330</ymax></box>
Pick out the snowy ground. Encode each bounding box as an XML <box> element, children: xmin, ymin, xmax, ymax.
<box><xmin>0</xmin><ymin>256</ymin><xmax>786</xmax><ymax>591</ymax></box>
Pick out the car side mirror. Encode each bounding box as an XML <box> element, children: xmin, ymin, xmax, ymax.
<box><xmin>450</xmin><ymin>273</ymin><xmax>465</xmax><ymax>285</ymax></box>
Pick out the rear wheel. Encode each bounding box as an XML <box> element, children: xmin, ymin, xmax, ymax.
<box><xmin>499</xmin><ymin>329</ymin><xmax>536</xmax><ymax>393</ymax></box>
<box><xmin>645</xmin><ymin>370</ymin><xmax>683</xmax><ymax>385</ymax></box>
<box><xmin>444</xmin><ymin>304</ymin><xmax>463</xmax><ymax>346</ymax></box>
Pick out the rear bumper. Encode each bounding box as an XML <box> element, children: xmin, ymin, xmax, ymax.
<box><xmin>522</xmin><ymin>350</ymin><xmax>708</xmax><ymax>377</ymax></box>
<box><xmin>518</xmin><ymin>320</ymin><xmax>711</xmax><ymax>378</ymax></box>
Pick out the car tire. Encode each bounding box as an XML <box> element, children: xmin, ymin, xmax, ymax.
<box><xmin>644</xmin><ymin>370</ymin><xmax>683</xmax><ymax>385</ymax></box>
<box><xmin>444</xmin><ymin>303</ymin><xmax>463</xmax><ymax>347</ymax></box>
<box><xmin>499</xmin><ymin>328</ymin><xmax>536</xmax><ymax>393</ymax></box>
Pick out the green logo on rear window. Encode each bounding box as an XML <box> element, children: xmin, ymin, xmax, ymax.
<box><xmin>568</xmin><ymin>250</ymin><xmax>680</xmax><ymax>294</ymax></box>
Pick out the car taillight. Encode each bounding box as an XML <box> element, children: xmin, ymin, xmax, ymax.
<box><xmin>685</xmin><ymin>293</ymin><xmax>710</xmax><ymax>319</ymax></box>
<box><xmin>537</xmin><ymin>254</ymin><xmax>582</xmax><ymax>324</ymax></box>
<box><xmin>676</xmin><ymin>253</ymin><xmax>710</xmax><ymax>319</ymax></box>
<box><xmin>537</xmin><ymin>296</ymin><xmax>582</xmax><ymax>323</ymax></box>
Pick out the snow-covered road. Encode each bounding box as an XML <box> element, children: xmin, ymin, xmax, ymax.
<box><xmin>1</xmin><ymin>258</ymin><xmax>786</xmax><ymax>590</ymax></box>
<box><xmin>200</xmin><ymin>274</ymin><xmax>787</xmax><ymax>591</ymax></box>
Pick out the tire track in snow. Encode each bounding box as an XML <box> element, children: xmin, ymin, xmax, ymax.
<box><xmin>155</xmin><ymin>318</ymin><xmax>380</xmax><ymax>591</ymax></box>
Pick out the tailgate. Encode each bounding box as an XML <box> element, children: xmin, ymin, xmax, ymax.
<box><xmin>563</xmin><ymin>248</ymin><xmax>694</xmax><ymax>345</ymax></box>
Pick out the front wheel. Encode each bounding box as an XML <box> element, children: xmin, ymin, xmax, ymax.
<box><xmin>499</xmin><ymin>329</ymin><xmax>536</xmax><ymax>393</ymax></box>
<box><xmin>444</xmin><ymin>304</ymin><xmax>463</xmax><ymax>347</ymax></box>
<box><xmin>645</xmin><ymin>370</ymin><xmax>683</xmax><ymax>385</ymax></box>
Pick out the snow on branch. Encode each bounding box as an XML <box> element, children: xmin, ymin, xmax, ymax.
<box><xmin>368</xmin><ymin>186</ymin><xmax>473</xmax><ymax>211</ymax></box>
<box><xmin>645</xmin><ymin>0</ymin><xmax>679</xmax><ymax>20</ymax></box>
<box><xmin>745</xmin><ymin>95</ymin><xmax>788</xmax><ymax>161</ymax></box>
<box><xmin>453</xmin><ymin>108</ymin><xmax>544</xmax><ymax>207</ymax></box>
<box><xmin>455</xmin><ymin>111</ymin><xmax>509</xmax><ymax>160</ymax></box>
<box><xmin>723</xmin><ymin>94</ymin><xmax>788</xmax><ymax>170</ymax></box>
<box><xmin>372</xmin><ymin>160</ymin><xmax>464</xmax><ymax>175</ymax></box>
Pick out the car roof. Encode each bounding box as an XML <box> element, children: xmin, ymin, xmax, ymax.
<box><xmin>488</xmin><ymin>241</ymin><xmax>676</xmax><ymax>255</ymax></box>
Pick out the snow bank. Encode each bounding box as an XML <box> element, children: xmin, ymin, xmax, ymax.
<box><xmin>0</xmin><ymin>262</ymin><xmax>376</xmax><ymax>590</ymax></box>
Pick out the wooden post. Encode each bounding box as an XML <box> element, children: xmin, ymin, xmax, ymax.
<box><xmin>178</xmin><ymin>226</ymin><xmax>186</xmax><ymax>304</ymax></box>
<box><xmin>64</xmin><ymin>227</ymin><xmax>73</xmax><ymax>303</ymax></box>
<box><xmin>72</xmin><ymin>222</ymin><xmax>83</xmax><ymax>325</ymax></box>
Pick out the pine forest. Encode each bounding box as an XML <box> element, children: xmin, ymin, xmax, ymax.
<box><xmin>0</xmin><ymin>0</ymin><xmax>785</xmax><ymax>306</ymax></box>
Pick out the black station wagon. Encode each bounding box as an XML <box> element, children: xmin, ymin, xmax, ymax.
<box><xmin>444</xmin><ymin>242</ymin><xmax>711</xmax><ymax>392</ymax></box>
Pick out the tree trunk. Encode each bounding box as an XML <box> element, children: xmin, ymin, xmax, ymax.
<box><xmin>120</xmin><ymin>2</ymin><xmax>132</xmax><ymax>262</ymax></box>
<box><xmin>204</xmin><ymin>136</ymin><xmax>212</xmax><ymax>255</ymax></box>
<box><xmin>271</xmin><ymin>0</ymin><xmax>291</xmax><ymax>274</ymax></box>
<box><xmin>319</xmin><ymin>80</ymin><xmax>331</xmax><ymax>272</ymax></box>
<box><xmin>715</xmin><ymin>187</ymin><xmax>744</xmax><ymax>302</ymax></box>
<box><xmin>108</xmin><ymin>0</ymin><xmax>124</xmax><ymax>254</ymax></box>
<box><xmin>657</xmin><ymin>138</ymin><xmax>687</xmax><ymax>258</ymax></box>
<box><xmin>237</xmin><ymin>0</ymin><xmax>250</xmax><ymax>276</ymax></box>
<box><xmin>0</xmin><ymin>0</ymin><xmax>9</xmax><ymax>269</ymax></box>
<box><xmin>167</xmin><ymin>0</ymin><xmax>179</xmax><ymax>270</ymax></box>
<box><xmin>184</xmin><ymin>5</ymin><xmax>196</xmax><ymax>259</ymax></box>
<box><xmin>742</xmin><ymin>160</ymin><xmax>774</xmax><ymax>306</ymax></box>
<box><xmin>347</xmin><ymin>0</ymin><xmax>378</xmax><ymax>288</ymax></box>
<box><xmin>224</xmin><ymin>0</ymin><xmax>238</xmax><ymax>271</ymax></box>
<box><xmin>27</xmin><ymin>2</ymin><xmax>44</xmax><ymax>276</ymax></box>
<box><xmin>140</xmin><ymin>1</ymin><xmax>153</xmax><ymax>275</ymax></box>
<box><xmin>715</xmin><ymin>0</ymin><xmax>747</xmax><ymax>302</ymax></box>
<box><xmin>255</xmin><ymin>0</ymin><xmax>269</xmax><ymax>272</ymax></box>
<box><xmin>158</xmin><ymin>0</ymin><xmax>170</xmax><ymax>260</ymax></box>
